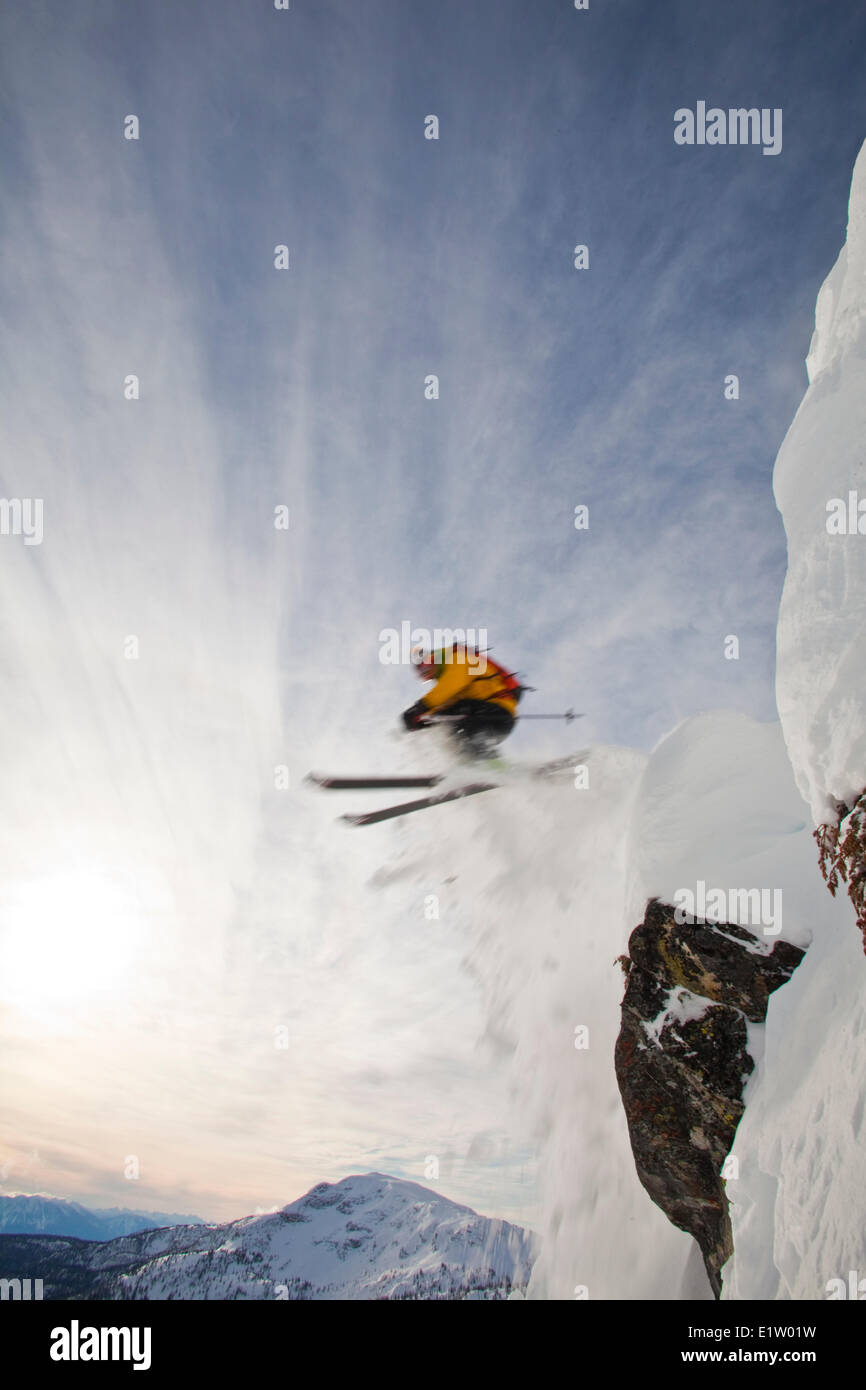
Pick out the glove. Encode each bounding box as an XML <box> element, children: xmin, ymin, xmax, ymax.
<box><xmin>402</xmin><ymin>702</ymin><xmax>429</xmax><ymax>731</ymax></box>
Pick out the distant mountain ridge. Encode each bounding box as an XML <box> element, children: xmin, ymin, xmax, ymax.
<box><xmin>0</xmin><ymin>1193</ymin><xmax>204</xmax><ymax>1240</ymax></box>
<box><xmin>0</xmin><ymin>1174</ymin><xmax>534</xmax><ymax>1300</ymax></box>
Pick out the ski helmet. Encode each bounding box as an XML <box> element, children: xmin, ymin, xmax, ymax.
<box><xmin>410</xmin><ymin>644</ymin><xmax>437</xmax><ymax>679</ymax></box>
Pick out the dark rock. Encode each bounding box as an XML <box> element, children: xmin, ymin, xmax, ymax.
<box><xmin>814</xmin><ymin>790</ymin><xmax>866</xmax><ymax>953</ymax></box>
<box><xmin>615</xmin><ymin>898</ymin><xmax>805</xmax><ymax>1298</ymax></box>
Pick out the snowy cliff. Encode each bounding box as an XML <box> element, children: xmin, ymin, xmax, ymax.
<box><xmin>619</xmin><ymin>712</ymin><xmax>822</xmax><ymax>1299</ymax></box>
<box><xmin>400</xmin><ymin>717</ymin><xmax>820</xmax><ymax>1299</ymax></box>
<box><xmin>720</xmin><ymin>137</ymin><xmax>866</xmax><ymax>1300</ymax></box>
<box><xmin>616</xmin><ymin>897</ymin><xmax>803</xmax><ymax>1297</ymax></box>
<box><xmin>775</xmin><ymin>139</ymin><xmax>866</xmax><ymax>824</ymax></box>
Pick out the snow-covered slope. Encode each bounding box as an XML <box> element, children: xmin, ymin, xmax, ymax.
<box><xmin>720</xmin><ymin>892</ymin><xmax>866</xmax><ymax>1300</ymax></box>
<box><xmin>0</xmin><ymin>1193</ymin><xmax>203</xmax><ymax>1239</ymax></box>
<box><xmin>0</xmin><ymin>1174</ymin><xmax>533</xmax><ymax>1300</ymax></box>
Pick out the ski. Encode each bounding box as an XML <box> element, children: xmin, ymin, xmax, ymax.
<box><xmin>529</xmin><ymin>749</ymin><xmax>591</xmax><ymax>779</ymax></box>
<box><xmin>306</xmin><ymin>773</ymin><xmax>444</xmax><ymax>790</ymax></box>
<box><xmin>307</xmin><ymin>751</ymin><xmax>590</xmax><ymax>797</ymax></box>
<box><xmin>340</xmin><ymin>781</ymin><xmax>499</xmax><ymax>827</ymax></box>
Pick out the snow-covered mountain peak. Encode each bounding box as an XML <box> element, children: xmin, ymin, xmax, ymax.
<box><xmin>0</xmin><ymin>1174</ymin><xmax>534</xmax><ymax>1300</ymax></box>
<box><xmin>287</xmin><ymin>1171</ymin><xmax>473</xmax><ymax>1219</ymax></box>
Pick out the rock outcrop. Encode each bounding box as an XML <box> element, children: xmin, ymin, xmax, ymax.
<box><xmin>815</xmin><ymin>789</ymin><xmax>866</xmax><ymax>953</ymax></box>
<box><xmin>614</xmin><ymin>899</ymin><xmax>805</xmax><ymax>1297</ymax></box>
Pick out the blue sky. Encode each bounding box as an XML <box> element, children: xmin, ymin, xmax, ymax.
<box><xmin>91</xmin><ymin>0</ymin><xmax>866</xmax><ymax>747</ymax></box>
<box><xmin>1</xmin><ymin>0</ymin><xmax>865</xmax><ymax>1223</ymax></box>
<box><xmin>5</xmin><ymin>0</ymin><xmax>865</xmax><ymax>747</ymax></box>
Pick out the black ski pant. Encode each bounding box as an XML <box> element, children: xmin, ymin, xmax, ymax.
<box><xmin>443</xmin><ymin>700</ymin><xmax>515</xmax><ymax>756</ymax></box>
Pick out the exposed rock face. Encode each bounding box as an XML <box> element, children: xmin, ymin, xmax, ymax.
<box><xmin>815</xmin><ymin>789</ymin><xmax>866</xmax><ymax>953</ymax></box>
<box><xmin>614</xmin><ymin>899</ymin><xmax>805</xmax><ymax>1297</ymax></box>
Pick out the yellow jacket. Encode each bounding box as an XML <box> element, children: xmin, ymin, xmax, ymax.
<box><xmin>419</xmin><ymin>647</ymin><xmax>520</xmax><ymax>716</ymax></box>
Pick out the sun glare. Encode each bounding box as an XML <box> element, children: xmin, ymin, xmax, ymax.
<box><xmin>0</xmin><ymin>868</ymin><xmax>143</xmax><ymax>1020</ymax></box>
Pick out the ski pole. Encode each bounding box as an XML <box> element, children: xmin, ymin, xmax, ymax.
<box><xmin>515</xmin><ymin>710</ymin><xmax>583</xmax><ymax>723</ymax></box>
<box><xmin>427</xmin><ymin>708</ymin><xmax>583</xmax><ymax>725</ymax></box>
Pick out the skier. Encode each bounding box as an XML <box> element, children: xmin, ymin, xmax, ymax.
<box><xmin>401</xmin><ymin>643</ymin><xmax>523</xmax><ymax>757</ymax></box>
<box><xmin>306</xmin><ymin>650</ymin><xmax>581</xmax><ymax>824</ymax></box>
